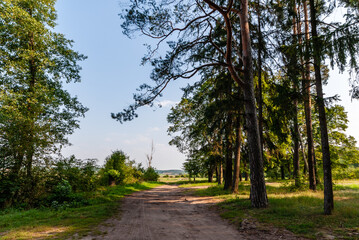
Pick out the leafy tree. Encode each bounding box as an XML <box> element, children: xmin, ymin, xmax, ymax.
<box><xmin>102</xmin><ymin>150</ymin><xmax>128</xmax><ymax>185</ymax></box>
<box><xmin>317</xmin><ymin>105</ymin><xmax>359</xmax><ymax>179</ymax></box>
<box><xmin>0</xmin><ymin>0</ymin><xmax>87</xmax><ymax>207</ymax></box>
<box><xmin>183</xmin><ymin>158</ymin><xmax>203</xmax><ymax>182</ymax></box>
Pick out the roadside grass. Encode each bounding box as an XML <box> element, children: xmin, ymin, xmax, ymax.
<box><xmin>178</xmin><ymin>182</ymin><xmax>218</xmax><ymax>188</ymax></box>
<box><xmin>0</xmin><ymin>182</ymin><xmax>161</xmax><ymax>240</ymax></box>
<box><xmin>192</xmin><ymin>179</ymin><xmax>359</xmax><ymax>239</ymax></box>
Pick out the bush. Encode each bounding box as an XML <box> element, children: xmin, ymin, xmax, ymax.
<box><xmin>99</xmin><ymin>150</ymin><xmax>143</xmax><ymax>186</ymax></box>
<box><xmin>44</xmin><ymin>180</ymin><xmax>89</xmax><ymax>209</ymax></box>
<box><xmin>48</xmin><ymin>156</ymin><xmax>99</xmax><ymax>193</ymax></box>
<box><xmin>143</xmin><ymin>167</ymin><xmax>159</xmax><ymax>181</ymax></box>
<box><xmin>53</xmin><ymin>179</ymin><xmax>72</xmax><ymax>202</ymax></box>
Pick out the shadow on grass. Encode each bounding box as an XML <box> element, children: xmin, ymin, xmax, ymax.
<box><xmin>195</xmin><ymin>181</ymin><xmax>359</xmax><ymax>239</ymax></box>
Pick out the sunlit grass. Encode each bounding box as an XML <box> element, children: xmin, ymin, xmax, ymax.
<box><xmin>159</xmin><ymin>177</ymin><xmax>209</xmax><ymax>184</ymax></box>
<box><xmin>179</xmin><ymin>182</ymin><xmax>218</xmax><ymax>188</ymax></box>
<box><xmin>0</xmin><ymin>182</ymin><xmax>161</xmax><ymax>240</ymax></box>
<box><xmin>159</xmin><ymin>177</ymin><xmax>188</xmax><ymax>183</ymax></box>
<box><xmin>192</xmin><ymin>179</ymin><xmax>359</xmax><ymax>239</ymax></box>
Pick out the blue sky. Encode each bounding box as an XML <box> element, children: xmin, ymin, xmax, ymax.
<box><xmin>55</xmin><ymin>0</ymin><xmax>189</xmax><ymax>169</ymax></box>
<box><xmin>55</xmin><ymin>0</ymin><xmax>359</xmax><ymax>170</ymax></box>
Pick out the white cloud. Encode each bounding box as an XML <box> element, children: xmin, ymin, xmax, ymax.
<box><xmin>158</xmin><ymin>100</ymin><xmax>178</xmax><ymax>108</ymax></box>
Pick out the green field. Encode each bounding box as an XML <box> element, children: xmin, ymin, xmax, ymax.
<box><xmin>0</xmin><ymin>182</ymin><xmax>161</xmax><ymax>240</ymax></box>
<box><xmin>186</xmin><ymin>179</ymin><xmax>359</xmax><ymax>239</ymax></box>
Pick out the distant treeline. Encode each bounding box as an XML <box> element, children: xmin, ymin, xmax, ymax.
<box><xmin>156</xmin><ymin>170</ymin><xmax>185</xmax><ymax>175</ymax></box>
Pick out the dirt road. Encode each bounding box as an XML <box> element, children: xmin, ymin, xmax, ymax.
<box><xmin>82</xmin><ymin>185</ymin><xmax>306</xmax><ymax>240</ymax></box>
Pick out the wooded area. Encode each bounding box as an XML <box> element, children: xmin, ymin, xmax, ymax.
<box><xmin>115</xmin><ymin>0</ymin><xmax>359</xmax><ymax>215</ymax></box>
<box><xmin>1</xmin><ymin>0</ymin><xmax>359</xmax><ymax>238</ymax></box>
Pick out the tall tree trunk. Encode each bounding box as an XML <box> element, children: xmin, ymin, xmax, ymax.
<box><xmin>299</xmin><ymin>131</ymin><xmax>309</xmax><ymax>174</ymax></box>
<box><xmin>292</xmin><ymin>3</ymin><xmax>300</xmax><ymax>187</ymax></box>
<box><xmin>309</xmin><ymin>0</ymin><xmax>334</xmax><ymax>215</ymax></box>
<box><xmin>293</xmin><ymin>98</ymin><xmax>300</xmax><ymax>186</ymax></box>
<box><xmin>204</xmin><ymin>0</ymin><xmax>267</xmax><ymax>207</ymax></box>
<box><xmin>297</xmin><ymin>17</ymin><xmax>309</xmax><ymax>177</ymax></box>
<box><xmin>244</xmin><ymin>160</ymin><xmax>249</xmax><ymax>181</ymax></box>
<box><xmin>208</xmin><ymin>166</ymin><xmax>214</xmax><ymax>183</ymax></box>
<box><xmin>257</xmin><ymin>0</ymin><xmax>264</xmax><ymax>151</ymax></box>
<box><xmin>224</xmin><ymin>113</ymin><xmax>233</xmax><ymax>190</ymax></box>
<box><xmin>218</xmin><ymin>162</ymin><xmax>223</xmax><ymax>185</ymax></box>
<box><xmin>240</xmin><ymin>0</ymin><xmax>268</xmax><ymax>208</ymax></box>
<box><xmin>232</xmin><ymin>115</ymin><xmax>242</xmax><ymax>194</ymax></box>
<box><xmin>302</xmin><ymin>0</ymin><xmax>317</xmax><ymax>190</ymax></box>
<box><xmin>314</xmin><ymin>153</ymin><xmax>320</xmax><ymax>184</ymax></box>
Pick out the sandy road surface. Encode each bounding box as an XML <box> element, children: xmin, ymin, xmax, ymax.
<box><xmin>81</xmin><ymin>185</ymin><xmax>306</xmax><ymax>240</ymax></box>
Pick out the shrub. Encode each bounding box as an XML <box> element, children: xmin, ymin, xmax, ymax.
<box><xmin>49</xmin><ymin>156</ymin><xmax>99</xmax><ymax>192</ymax></box>
<box><xmin>143</xmin><ymin>167</ymin><xmax>159</xmax><ymax>181</ymax></box>
<box><xmin>44</xmin><ymin>180</ymin><xmax>89</xmax><ymax>209</ymax></box>
<box><xmin>53</xmin><ymin>179</ymin><xmax>72</xmax><ymax>202</ymax></box>
<box><xmin>100</xmin><ymin>150</ymin><xmax>143</xmax><ymax>186</ymax></box>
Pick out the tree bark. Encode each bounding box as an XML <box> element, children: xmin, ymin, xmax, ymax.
<box><xmin>302</xmin><ymin>0</ymin><xmax>317</xmax><ymax>190</ymax></box>
<box><xmin>256</xmin><ymin>0</ymin><xmax>264</xmax><ymax>151</ymax></box>
<box><xmin>232</xmin><ymin>115</ymin><xmax>242</xmax><ymax>194</ymax></box>
<box><xmin>309</xmin><ymin>0</ymin><xmax>334</xmax><ymax>215</ymax></box>
<box><xmin>292</xmin><ymin>4</ymin><xmax>300</xmax><ymax>187</ymax></box>
<box><xmin>299</xmin><ymin>131</ymin><xmax>309</xmax><ymax>174</ymax></box>
<box><xmin>244</xmin><ymin>160</ymin><xmax>249</xmax><ymax>181</ymax></box>
<box><xmin>203</xmin><ymin>0</ymin><xmax>267</xmax><ymax>207</ymax></box>
<box><xmin>293</xmin><ymin>98</ymin><xmax>300</xmax><ymax>186</ymax></box>
<box><xmin>240</xmin><ymin>0</ymin><xmax>268</xmax><ymax>208</ymax></box>
<box><xmin>208</xmin><ymin>166</ymin><xmax>214</xmax><ymax>183</ymax></box>
<box><xmin>224</xmin><ymin>113</ymin><xmax>233</xmax><ymax>190</ymax></box>
<box><xmin>218</xmin><ymin>162</ymin><xmax>223</xmax><ymax>184</ymax></box>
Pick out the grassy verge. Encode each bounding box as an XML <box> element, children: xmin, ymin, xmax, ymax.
<box><xmin>0</xmin><ymin>182</ymin><xmax>161</xmax><ymax>240</ymax></box>
<box><xmin>192</xmin><ymin>180</ymin><xmax>359</xmax><ymax>239</ymax></box>
<box><xmin>178</xmin><ymin>182</ymin><xmax>218</xmax><ymax>188</ymax></box>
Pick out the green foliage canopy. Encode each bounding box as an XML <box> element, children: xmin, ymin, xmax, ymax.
<box><xmin>0</xmin><ymin>0</ymin><xmax>88</xmax><ymax>207</ymax></box>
